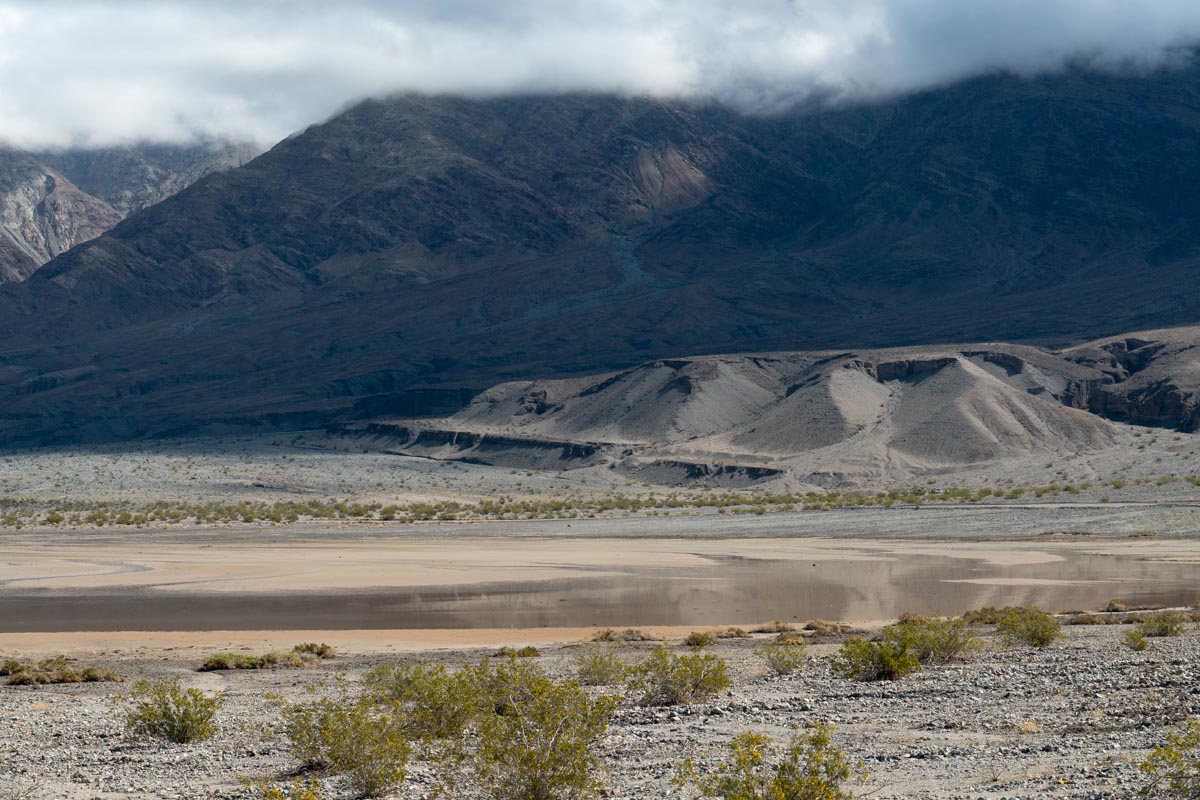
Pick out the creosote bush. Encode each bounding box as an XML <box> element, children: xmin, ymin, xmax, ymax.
<box><xmin>282</xmin><ymin>681</ymin><xmax>410</xmax><ymax>798</ymax></box>
<box><xmin>1140</xmin><ymin>611</ymin><xmax>1186</xmax><ymax>638</ymax></box>
<box><xmin>755</xmin><ymin>643</ymin><xmax>807</xmax><ymax>675</ymax></box>
<box><xmin>592</xmin><ymin>628</ymin><xmax>660</xmax><ymax>643</ymax></box>
<box><xmin>629</xmin><ymin>646</ymin><xmax>731</xmax><ymax>706</ymax></box>
<box><xmin>571</xmin><ymin>644</ymin><xmax>630</xmax><ymax>686</ymax></box>
<box><xmin>677</xmin><ymin>724</ymin><xmax>864</xmax><ymax>800</ymax></box>
<box><xmin>831</xmin><ymin>639</ymin><xmax>919</xmax><ymax>682</ymax></box>
<box><xmin>2</xmin><ymin>655</ymin><xmax>122</xmax><ymax>686</ymax></box>
<box><xmin>882</xmin><ymin>616</ymin><xmax>976</xmax><ymax>665</ymax></box>
<box><xmin>460</xmin><ymin>658</ymin><xmax>618</xmax><ymax>800</ymax></box>
<box><xmin>494</xmin><ymin>645</ymin><xmax>541</xmax><ymax>658</ymax></box>
<box><xmin>1124</xmin><ymin>629</ymin><xmax>1150</xmax><ymax>652</ymax></box>
<box><xmin>684</xmin><ymin>631</ymin><xmax>717</xmax><ymax>649</ymax></box>
<box><xmin>200</xmin><ymin>643</ymin><xmax>335</xmax><ymax>671</ymax></box>
<box><xmin>1140</xmin><ymin>719</ymin><xmax>1200</xmax><ymax>798</ymax></box>
<box><xmin>995</xmin><ymin>607</ymin><xmax>1061</xmax><ymax>648</ymax></box>
<box><xmin>124</xmin><ymin>678</ymin><xmax>222</xmax><ymax>743</ymax></box>
<box><xmin>363</xmin><ymin>661</ymin><xmax>480</xmax><ymax>740</ymax></box>
<box><xmin>254</xmin><ymin>778</ymin><xmax>326</xmax><ymax>800</ymax></box>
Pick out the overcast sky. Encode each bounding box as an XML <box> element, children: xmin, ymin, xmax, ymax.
<box><xmin>3</xmin><ymin>0</ymin><xmax>1200</xmax><ymax>148</ymax></box>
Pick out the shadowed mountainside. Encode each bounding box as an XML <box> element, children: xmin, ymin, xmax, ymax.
<box><xmin>5</xmin><ymin>63</ymin><xmax>1200</xmax><ymax>442</ymax></box>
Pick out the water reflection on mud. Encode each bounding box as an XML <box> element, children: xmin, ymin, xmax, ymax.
<box><xmin>3</xmin><ymin>546</ymin><xmax>1198</xmax><ymax>631</ymax></box>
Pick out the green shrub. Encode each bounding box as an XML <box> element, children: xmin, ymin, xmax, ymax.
<box><xmin>830</xmin><ymin>639</ymin><xmax>919</xmax><ymax>682</ymax></box>
<box><xmin>570</xmin><ymin>644</ymin><xmax>630</xmax><ymax>686</ymax></box>
<box><xmin>1140</xmin><ymin>719</ymin><xmax>1200</xmax><ymax>798</ymax></box>
<box><xmin>363</xmin><ymin>661</ymin><xmax>480</xmax><ymax>740</ymax></box>
<box><xmin>678</xmin><ymin>725</ymin><xmax>862</xmax><ymax>800</ymax></box>
<box><xmin>282</xmin><ymin>684</ymin><xmax>410</xmax><ymax>797</ymax></box>
<box><xmin>755</xmin><ymin>643</ymin><xmax>807</xmax><ymax>675</ymax></box>
<box><xmin>629</xmin><ymin>646</ymin><xmax>731</xmax><ymax>706</ymax></box>
<box><xmin>124</xmin><ymin>678</ymin><xmax>222</xmax><ymax>743</ymax></box>
<box><xmin>882</xmin><ymin>616</ymin><xmax>976</xmax><ymax>665</ymax></box>
<box><xmin>1124</xmin><ymin>629</ymin><xmax>1150</xmax><ymax>651</ymax></box>
<box><xmin>995</xmin><ymin>607</ymin><xmax>1061</xmax><ymax>648</ymax></box>
<box><xmin>591</xmin><ymin>628</ymin><xmax>660</xmax><ymax>643</ymax></box>
<box><xmin>494</xmin><ymin>646</ymin><xmax>541</xmax><ymax>658</ymax></box>
<box><xmin>463</xmin><ymin>659</ymin><xmax>618</xmax><ymax>800</ymax></box>
<box><xmin>254</xmin><ymin>778</ymin><xmax>326</xmax><ymax>800</ymax></box>
<box><xmin>1140</xmin><ymin>611</ymin><xmax>1186</xmax><ymax>638</ymax></box>
<box><xmin>4</xmin><ymin>656</ymin><xmax>123</xmax><ymax>686</ymax></box>
<box><xmin>684</xmin><ymin>631</ymin><xmax>717</xmax><ymax>649</ymax></box>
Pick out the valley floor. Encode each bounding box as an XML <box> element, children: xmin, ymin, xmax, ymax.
<box><xmin>0</xmin><ymin>621</ymin><xmax>1196</xmax><ymax>799</ymax></box>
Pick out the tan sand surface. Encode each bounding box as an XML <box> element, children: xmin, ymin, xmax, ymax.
<box><xmin>0</xmin><ymin>535</ymin><xmax>1077</xmax><ymax>594</ymax></box>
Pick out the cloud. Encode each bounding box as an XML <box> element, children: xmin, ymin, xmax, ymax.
<box><xmin>3</xmin><ymin>0</ymin><xmax>1200</xmax><ymax>148</ymax></box>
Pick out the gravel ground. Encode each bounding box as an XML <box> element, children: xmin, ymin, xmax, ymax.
<box><xmin>2</xmin><ymin>623</ymin><xmax>1197</xmax><ymax>799</ymax></box>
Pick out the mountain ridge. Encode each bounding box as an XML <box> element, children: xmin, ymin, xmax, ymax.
<box><xmin>5</xmin><ymin>65</ymin><xmax>1200</xmax><ymax>443</ymax></box>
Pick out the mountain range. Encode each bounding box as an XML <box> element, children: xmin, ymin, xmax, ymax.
<box><xmin>3</xmin><ymin>61</ymin><xmax>1200</xmax><ymax>446</ymax></box>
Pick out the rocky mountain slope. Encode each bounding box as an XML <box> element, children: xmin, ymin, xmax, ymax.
<box><xmin>6</xmin><ymin>61</ymin><xmax>1200</xmax><ymax>443</ymax></box>
<box><xmin>35</xmin><ymin>141</ymin><xmax>260</xmax><ymax>216</ymax></box>
<box><xmin>0</xmin><ymin>142</ymin><xmax>259</xmax><ymax>284</ymax></box>
<box><xmin>0</xmin><ymin>147</ymin><xmax>122</xmax><ymax>282</ymax></box>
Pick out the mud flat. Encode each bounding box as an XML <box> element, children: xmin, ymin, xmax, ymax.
<box><xmin>2</xmin><ymin>516</ymin><xmax>1200</xmax><ymax>638</ymax></box>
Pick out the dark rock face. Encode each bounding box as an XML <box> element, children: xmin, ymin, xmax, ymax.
<box><xmin>8</xmin><ymin>63</ymin><xmax>1200</xmax><ymax>442</ymax></box>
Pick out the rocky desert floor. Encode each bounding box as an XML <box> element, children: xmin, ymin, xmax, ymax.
<box><xmin>1</xmin><ymin>620</ymin><xmax>1198</xmax><ymax>800</ymax></box>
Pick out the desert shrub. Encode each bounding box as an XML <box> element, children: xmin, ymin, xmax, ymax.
<box><xmin>679</xmin><ymin>725</ymin><xmax>862</xmax><ymax>800</ymax></box>
<box><xmin>6</xmin><ymin>656</ymin><xmax>122</xmax><ymax>686</ymax></box>
<box><xmin>1140</xmin><ymin>719</ymin><xmax>1200</xmax><ymax>798</ymax></box>
<box><xmin>1106</xmin><ymin>599</ymin><xmax>1131</xmax><ymax>613</ymax></box>
<box><xmin>755</xmin><ymin>643</ymin><xmax>807</xmax><ymax>675</ymax></box>
<box><xmin>592</xmin><ymin>628</ymin><xmax>660</xmax><ymax>643</ymax></box>
<box><xmin>124</xmin><ymin>678</ymin><xmax>222</xmax><ymax>743</ymax></box>
<box><xmin>282</xmin><ymin>684</ymin><xmax>410</xmax><ymax>797</ymax></box>
<box><xmin>804</xmin><ymin>620</ymin><xmax>851</xmax><ymax>636</ymax></box>
<box><xmin>995</xmin><ymin>607</ymin><xmax>1061</xmax><ymax>648</ymax></box>
<box><xmin>961</xmin><ymin>606</ymin><xmax>1021</xmax><ymax>625</ymax></box>
<box><xmin>363</xmin><ymin>661</ymin><xmax>480</xmax><ymax>740</ymax></box>
<box><xmin>684</xmin><ymin>631</ymin><xmax>717</xmax><ymax>649</ymax></box>
<box><xmin>718</xmin><ymin>627</ymin><xmax>751</xmax><ymax>639</ymax></box>
<box><xmin>494</xmin><ymin>646</ymin><xmax>541</xmax><ymax>658</ymax></box>
<box><xmin>570</xmin><ymin>645</ymin><xmax>630</xmax><ymax>686</ymax></box>
<box><xmin>255</xmin><ymin>778</ymin><xmax>326</xmax><ymax>800</ymax></box>
<box><xmin>462</xmin><ymin>659</ymin><xmax>618</xmax><ymax>800</ymax></box>
<box><xmin>774</xmin><ymin>631</ymin><xmax>807</xmax><ymax>645</ymax></box>
<box><xmin>831</xmin><ymin>639</ymin><xmax>919</xmax><ymax>682</ymax></box>
<box><xmin>1125</xmin><ymin>629</ymin><xmax>1150</xmax><ymax>652</ymax></box>
<box><xmin>294</xmin><ymin>642</ymin><xmax>336</xmax><ymax>658</ymax></box>
<box><xmin>753</xmin><ymin>621</ymin><xmax>796</xmax><ymax>634</ymax></box>
<box><xmin>629</xmin><ymin>646</ymin><xmax>731</xmax><ymax>706</ymax></box>
<box><xmin>882</xmin><ymin>616</ymin><xmax>976</xmax><ymax>665</ymax></box>
<box><xmin>200</xmin><ymin>643</ymin><xmax>334</xmax><ymax>672</ymax></box>
<box><xmin>1140</xmin><ymin>611</ymin><xmax>1186</xmax><ymax>638</ymax></box>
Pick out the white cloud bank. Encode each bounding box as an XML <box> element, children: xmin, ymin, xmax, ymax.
<box><xmin>3</xmin><ymin>0</ymin><xmax>1200</xmax><ymax>147</ymax></box>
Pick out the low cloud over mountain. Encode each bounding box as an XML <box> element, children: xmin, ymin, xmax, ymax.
<box><xmin>3</xmin><ymin>0</ymin><xmax>1200</xmax><ymax>147</ymax></box>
